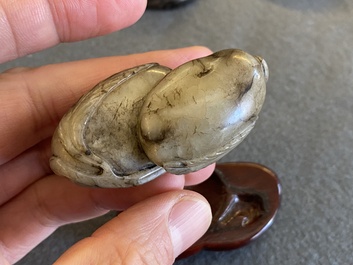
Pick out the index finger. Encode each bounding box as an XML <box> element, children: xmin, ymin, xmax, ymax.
<box><xmin>0</xmin><ymin>0</ymin><xmax>147</xmax><ymax>63</ymax></box>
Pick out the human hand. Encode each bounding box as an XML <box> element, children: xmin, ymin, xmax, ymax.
<box><xmin>0</xmin><ymin>1</ymin><xmax>214</xmax><ymax>264</ymax></box>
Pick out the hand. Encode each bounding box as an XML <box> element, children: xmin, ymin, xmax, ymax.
<box><xmin>0</xmin><ymin>1</ymin><xmax>214</xmax><ymax>264</ymax></box>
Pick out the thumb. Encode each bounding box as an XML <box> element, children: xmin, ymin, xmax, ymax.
<box><xmin>54</xmin><ymin>190</ymin><xmax>212</xmax><ymax>265</ymax></box>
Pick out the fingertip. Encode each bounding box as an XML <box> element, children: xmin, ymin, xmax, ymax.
<box><xmin>184</xmin><ymin>163</ymin><xmax>216</xmax><ymax>186</ymax></box>
<box><xmin>186</xmin><ymin>46</ymin><xmax>213</xmax><ymax>57</ymax></box>
<box><xmin>156</xmin><ymin>46</ymin><xmax>212</xmax><ymax>69</ymax></box>
<box><xmin>168</xmin><ymin>192</ymin><xmax>212</xmax><ymax>258</ymax></box>
<box><xmin>51</xmin><ymin>0</ymin><xmax>148</xmax><ymax>41</ymax></box>
<box><xmin>177</xmin><ymin>46</ymin><xmax>213</xmax><ymax>66</ymax></box>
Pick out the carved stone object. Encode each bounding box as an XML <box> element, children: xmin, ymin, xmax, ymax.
<box><xmin>50</xmin><ymin>49</ymin><xmax>269</xmax><ymax>188</ymax></box>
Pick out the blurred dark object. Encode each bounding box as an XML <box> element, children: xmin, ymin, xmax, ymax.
<box><xmin>147</xmin><ymin>0</ymin><xmax>195</xmax><ymax>9</ymax></box>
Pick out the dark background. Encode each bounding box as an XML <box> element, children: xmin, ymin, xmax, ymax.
<box><xmin>2</xmin><ymin>0</ymin><xmax>352</xmax><ymax>264</ymax></box>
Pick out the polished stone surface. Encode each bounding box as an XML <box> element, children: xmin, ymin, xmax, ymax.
<box><xmin>138</xmin><ymin>50</ymin><xmax>267</xmax><ymax>175</ymax></box>
<box><xmin>50</xmin><ymin>64</ymin><xmax>169</xmax><ymax>188</ymax></box>
<box><xmin>50</xmin><ymin>50</ymin><xmax>267</xmax><ymax>187</ymax></box>
<box><xmin>2</xmin><ymin>0</ymin><xmax>353</xmax><ymax>264</ymax></box>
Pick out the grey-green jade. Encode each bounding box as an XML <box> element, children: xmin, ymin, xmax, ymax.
<box><xmin>50</xmin><ymin>49</ymin><xmax>268</xmax><ymax>188</ymax></box>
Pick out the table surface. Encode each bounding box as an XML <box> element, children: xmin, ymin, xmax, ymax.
<box><xmin>2</xmin><ymin>0</ymin><xmax>352</xmax><ymax>264</ymax></box>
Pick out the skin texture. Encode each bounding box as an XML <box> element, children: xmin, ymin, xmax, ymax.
<box><xmin>0</xmin><ymin>1</ymin><xmax>214</xmax><ymax>264</ymax></box>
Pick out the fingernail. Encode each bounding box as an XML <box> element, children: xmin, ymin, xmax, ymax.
<box><xmin>168</xmin><ymin>198</ymin><xmax>212</xmax><ymax>258</ymax></box>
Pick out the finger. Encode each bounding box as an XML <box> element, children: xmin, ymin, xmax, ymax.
<box><xmin>55</xmin><ymin>190</ymin><xmax>211</xmax><ymax>264</ymax></box>
<box><xmin>1</xmin><ymin>171</ymin><xmax>192</xmax><ymax>263</ymax></box>
<box><xmin>0</xmin><ymin>0</ymin><xmax>147</xmax><ymax>62</ymax></box>
<box><xmin>184</xmin><ymin>163</ymin><xmax>216</xmax><ymax>186</ymax></box>
<box><xmin>0</xmin><ymin>46</ymin><xmax>212</xmax><ymax>165</ymax></box>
